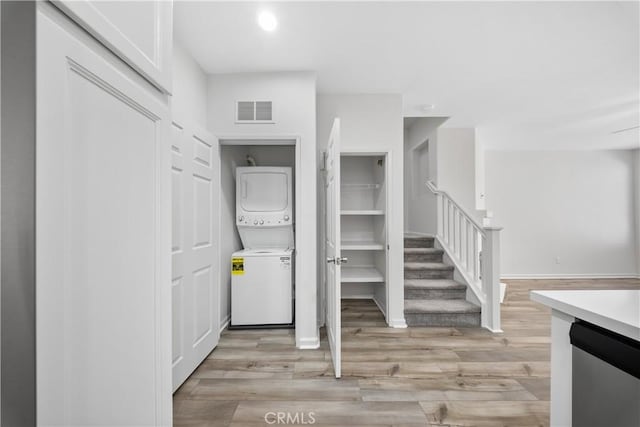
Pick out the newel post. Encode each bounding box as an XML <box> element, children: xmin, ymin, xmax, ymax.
<box><xmin>482</xmin><ymin>226</ymin><xmax>503</xmax><ymax>332</ymax></box>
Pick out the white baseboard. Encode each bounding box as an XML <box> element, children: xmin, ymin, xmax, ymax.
<box><xmin>342</xmin><ymin>294</ymin><xmax>375</xmax><ymax>299</ymax></box>
<box><xmin>388</xmin><ymin>318</ymin><xmax>408</xmax><ymax>328</ymax></box>
<box><xmin>219</xmin><ymin>315</ymin><xmax>230</xmax><ymax>333</ymax></box>
<box><xmin>372</xmin><ymin>295</ymin><xmax>387</xmax><ymax>320</ymax></box>
<box><xmin>372</xmin><ymin>295</ymin><xmax>385</xmax><ymax>312</ymax></box>
<box><xmin>297</xmin><ymin>336</ymin><xmax>320</xmax><ymax>350</ymax></box>
<box><xmin>501</xmin><ymin>273</ymin><xmax>640</xmax><ymax>280</ymax></box>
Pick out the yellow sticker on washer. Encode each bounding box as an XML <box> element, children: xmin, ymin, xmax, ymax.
<box><xmin>232</xmin><ymin>257</ymin><xmax>244</xmax><ymax>275</ymax></box>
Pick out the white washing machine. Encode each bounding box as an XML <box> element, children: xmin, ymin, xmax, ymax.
<box><xmin>231</xmin><ymin>167</ymin><xmax>294</xmax><ymax>327</ymax></box>
<box><xmin>231</xmin><ymin>248</ymin><xmax>293</xmax><ymax>326</ymax></box>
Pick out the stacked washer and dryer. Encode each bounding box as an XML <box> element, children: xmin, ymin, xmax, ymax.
<box><xmin>231</xmin><ymin>166</ymin><xmax>294</xmax><ymax>327</ymax></box>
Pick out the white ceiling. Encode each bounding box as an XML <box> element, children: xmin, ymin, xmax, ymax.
<box><xmin>175</xmin><ymin>1</ymin><xmax>640</xmax><ymax>150</ymax></box>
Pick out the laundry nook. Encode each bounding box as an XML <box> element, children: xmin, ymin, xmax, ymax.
<box><xmin>231</xmin><ymin>166</ymin><xmax>295</xmax><ymax>327</ymax></box>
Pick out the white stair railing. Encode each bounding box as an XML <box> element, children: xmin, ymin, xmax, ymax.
<box><xmin>426</xmin><ymin>181</ymin><xmax>502</xmax><ymax>332</ymax></box>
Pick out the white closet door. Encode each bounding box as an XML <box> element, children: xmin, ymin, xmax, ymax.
<box><xmin>36</xmin><ymin>6</ymin><xmax>171</xmax><ymax>426</ymax></box>
<box><xmin>52</xmin><ymin>0</ymin><xmax>173</xmax><ymax>93</ymax></box>
<box><xmin>171</xmin><ymin>119</ymin><xmax>220</xmax><ymax>391</ymax></box>
<box><xmin>325</xmin><ymin>118</ymin><xmax>342</xmax><ymax>378</ymax></box>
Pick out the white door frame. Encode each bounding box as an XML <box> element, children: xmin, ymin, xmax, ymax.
<box><xmin>216</xmin><ymin>136</ymin><xmax>301</xmax><ymax>335</ymax></box>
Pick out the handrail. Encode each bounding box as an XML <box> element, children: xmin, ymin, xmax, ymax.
<box><xmin>425</xmin><ymin>180</ymin><xmax>503</xmax><ymax>332</ymax></box>
<box><xmin>426</xmin><ymin>181</ymin><xmax>485</xmax><ymax>233</ymax></box>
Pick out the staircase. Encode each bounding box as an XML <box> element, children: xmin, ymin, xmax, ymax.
<box><xmin>404</xmin><ymin>235</ymin><xmax>481</xmax><ymax>327</ymax></box>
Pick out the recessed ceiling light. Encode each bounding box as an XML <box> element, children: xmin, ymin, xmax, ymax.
<box><xmin>258</xmin><ymin>11</ymin><xmax>277</xmax><ymax>32</ymax></box>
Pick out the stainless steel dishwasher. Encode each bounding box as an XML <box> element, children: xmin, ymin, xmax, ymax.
<box><xmin>571</xmin><ymin>320</ymin><xmax>640</xmax><ymax>427</ymax></box>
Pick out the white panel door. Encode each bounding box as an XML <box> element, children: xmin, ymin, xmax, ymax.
<box><xmin>36</xmin><ymin>6</ymin><xmax>171</xmax><ymax>426</ymax></box>
<box><xmin>325</xmin><ymin>119</ymin><xmax>342</xmax><ymax>379</ymax></box>
<box><xmin>52</xmin><ymin>0</ymin><xmax>173</xmax><ymax>93</ymax></box>
<box><xmin>171</xmin><ymin>119</ymin><xmax>220</xmax><ymax>391</ymax></box>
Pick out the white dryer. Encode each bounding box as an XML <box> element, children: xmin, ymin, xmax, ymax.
<box><xmin>236</xmin><ymin>166</ymin><xmax>294</xmax><ymax>249</ymax></box>
<box><xmin>231</xmin><ymin>167</ymin><xmax>294</xmax><ymax>327</ymax></box>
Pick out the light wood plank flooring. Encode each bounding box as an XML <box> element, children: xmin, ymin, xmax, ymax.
<box><xmin>174</xmin><ymin>278</ymin><xmax>640</xmax><ymax>426</ymax></box>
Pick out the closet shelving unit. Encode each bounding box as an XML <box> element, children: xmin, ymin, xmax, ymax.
<box><xmin>340</xmin><ymin>155</ymin><xmax>388</xmax><ymax>297</ymax></box>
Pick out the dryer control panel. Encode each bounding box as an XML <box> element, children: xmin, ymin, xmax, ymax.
<box><xmin>237</xmin><ymin>214</ymin><xmax>291</xmax><ymax>226</ymax></box>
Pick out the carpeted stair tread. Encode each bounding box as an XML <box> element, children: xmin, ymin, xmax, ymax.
<box><xmin>403</xmin><ymin>234</ymin><xmax>480</xmax><ymax>327</ymax></box>
<box><xmin>404</xmin><ymin>233</ymin><xmax>435</xmax><ymax>238</ymax></box>
<box><xmin>404</xmin><ymin>262</ymin><xmax>454</xmax><ymax>271</ymax></box>
<box><xmin>404</xmin><ymin>248</ymin><xmax>443</xmax><ymax>255</ymax></box>
<box><xmin>404</xmin><ymin>299</ymin><xmax>481</xmax><ymax>314</ymax></box>
<box><xmin>404</xmin><ymin>236</ymin><xmax>435</xmax><ymax>248</ymax></box>
<box><xmin>405</xmin><ymin>279</ymin><xmax>466</xmax><ymax>290</ymax></box>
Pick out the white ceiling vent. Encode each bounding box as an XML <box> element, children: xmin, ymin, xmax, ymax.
<box><xmin>236</xmin><ymin>101</ymin><xmax>274</xmax><ymax>123</ymax></box>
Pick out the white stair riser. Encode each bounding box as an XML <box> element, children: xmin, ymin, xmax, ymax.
<box><xmin>405</xmin><ymin>288</ymin><xmax>466</xmax><ymax>300</ymax></box>
<box><xmin>405</xmin><ymin>312</ymin><xmax>480</xmax><ymax>327</ymax></box>
<box><xmin>404</xmin><ymin>237</ymin><xmax>435</xmax><ymax>248</ymax></box>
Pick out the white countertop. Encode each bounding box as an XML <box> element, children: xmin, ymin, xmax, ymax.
<box><xmin>530</xmin><ymin>290</ymin><xmax>640</xmax><ymax>341</ymax></box>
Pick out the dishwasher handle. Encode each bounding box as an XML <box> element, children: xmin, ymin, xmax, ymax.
<box><xmin>570</xmin><ymin>320</ymin><xmax>640</xmax><ymax>380</ymax></box>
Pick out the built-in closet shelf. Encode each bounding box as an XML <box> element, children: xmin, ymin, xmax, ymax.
<box><xmin>341</xmin><ymin>266</ymin><xmax>384</xmax><ymax>283</ymax></box>
<box><xmin>341</xmin><ymin>183</ymin><xmax>381</xmax><ymax>191</ymax></box>
<box><xmin>342</xmin><ymin>241</ymin><xmax>385</xmax><ymax>251</ymax></box>
<box><xmin>340</xmin><ymin>210</ymin><xmax>384</xmax><ymax>216</ymax></box>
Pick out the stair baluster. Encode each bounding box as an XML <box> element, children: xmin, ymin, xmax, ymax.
<box><xmin>426</xmin><ymin>181</ymin><xmax>503</xmax><ymax>332</ymax></box>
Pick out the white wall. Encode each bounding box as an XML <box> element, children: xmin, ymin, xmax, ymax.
<box><xmin>485</xmin><ymin>150</ymin><xmax>639</xmax><ymax>277</ymax></box>
<box><xmin>437</xmin><ymin>128</ymin><xmax>478</xmax><ymax>216</ymax></box>
<box><xmin>635</xmin><ymin>149</ymin><xmax>640</xmax><ymax>275</ymax></box>
<box><xmin>171</xmin><ymin>41</ymin><xmax>207</xmax><ymax>126</ymax></box>
<box><xmin>475</xmin><ymin>136</ymin><xmax>486</xmax><ymax>210</ymax></box>
<box><xmin>218</xmin><ymin>145</ymin><xmax>247</xmax><ymax>328</ymax></box>
<box><xmin>317</xmin><ymin>94</ymin><xmax>405</xmax><ymax>327</ymax></box>
<box><xmin>208</xmin><ymin>72</ymin><xmax>318</xmax><ymax>348</ymax></box>
<box><xmin>403</xmin><ymin>117</ymin><xmax>447</xmax><ymax>235</ymax></box>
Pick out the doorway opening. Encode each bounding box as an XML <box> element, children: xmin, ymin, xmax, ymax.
<box><xmin>218</xmin><ymin>138</ymin><xmax>300</xmax><ymax>334</ymax></box>
<box><xmin>339</xmin><ymin>154</ymin><xmax>389</xmax><ymax>321</ymax></box>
